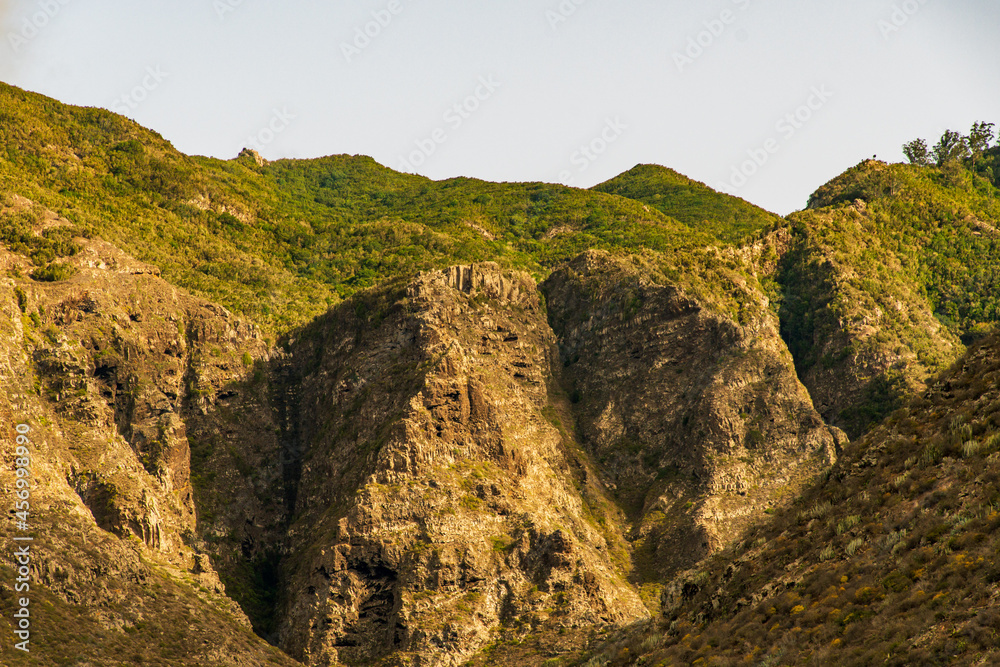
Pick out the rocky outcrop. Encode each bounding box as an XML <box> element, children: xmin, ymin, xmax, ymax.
<box><xmin>2</xmin><ymin>236</ymin><xmax>853</xmax><ymax>666</ymax></box>
<box><xmin>543</xmin><ymin>250</ymin><xmax>844</xmax><ymax>580</ymax></box>
<box><xmin>273</xmin><ymin>263</ymin><xmax>648</xmax><ymax>666</ymax></box>
<box><xmin>0</xmin><ymin>234</ymin><xmax>295</xmax><ymax>665</ymax></box>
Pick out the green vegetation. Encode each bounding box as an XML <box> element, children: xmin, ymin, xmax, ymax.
<box><xmin>1</xmin><ymin>81</ymin><xmax>756</xmax><ymax>333</ymax></box>
<box><xmin>904</xmin><ymin>122</ymin><xmax>996</xmax><ymax>172</ymax></box>
<box><xmin>816</xmin><ymin>162</ymin><xmax>1000</xmax><ymax>336</ymax></box>
<box><xmin>30</xmin><ymin>260</ymin><xmax>79</xmax><ymax>282</ymax></box>
<box><xmin>592</xmin><ymin>163</ymin><xmax>781</xmax><ymax>243</ymax></box>
<box><xmin>781</xmin><ymin>154</ymin><xmax>1000</xmax><ymax>434</ymax></box>
<box><xmin>0</xmin><ymin>200</ymin><xmax>81</xmax><ymax>264</ymax></box>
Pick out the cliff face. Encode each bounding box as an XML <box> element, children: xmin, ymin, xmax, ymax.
<box><xmin>272</xmin><ymin>264</ymin><xmax>647</xmax><ymax>666</ymax></box>
<box><xmin>0</xmin><ymin>199</ymin><xmax>903</xmax><ymax>667</ymax></box>
<box><xmin>0</xmin><ymin>225</ymin><xmax>297</xmax><ymax>665</ymax></box>
<box><xmin>1</xmin><ymin>236</ymin><xmax>856</xmax><ymax>666</ymax></box>
<box><xmin>616</xmin><ymin>332</ymin><xmax>1000</xmax><ymax>667</ymax></box>
<box><xmin>542</xmin><ymin>251</ymin><xmax>844</xmax><ymax>581</ymax></box>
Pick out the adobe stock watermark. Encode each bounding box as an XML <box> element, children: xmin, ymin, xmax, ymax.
<box><xmin>341</xmin><ymin>0</ymin><xmax>407</xmax><ymax>63</ymax></box>
<box><xmin>6</xmin><ymin>0</ymin><xmax>72</xmax><ymax>54</ymax></box>
<box><xmin>397</xmin><ymin>75</ymin><xmax>501</xmax><ymax>172</ymax></box>
<box><xmin>717</xmin><ymin>85</ymin><xmax>834</xmax><ymax>193</ymax></box>
<box><xmin>109</xmin><ymin>66</ymin><xmax>169</xmax><ymax>116</ymax></box>
<box><xmin>245</xmin><ymin>108</ymin><xmax>296</xmax><ymax>153</ymax></box>
<box><xmin>557</xmin><ymin>117</ymin><xmax>628</xmax><ymax>186</ymax></box>
<box><xmin>673</xmin><ymin>0</ymin><xmax>752</xmax><ymax>73</ymax></box>
<box><xmin>11</xmin><ymin>423</ymin><xmax>33</xmax><ymax>654</ymax></box>
<box><xmin>878</xmin><ymin>0</ymin><xmax>932</xmax><ymax>39</ymax></box>
<box><xmin>214</xmin><ymin>0</ymin><xmax>248</xmax><ymax>21</ymax></box>
<box><xmin>546</xmin><ymin>0</ymin><xmax>587</xmax><ymax>31</ymax></box>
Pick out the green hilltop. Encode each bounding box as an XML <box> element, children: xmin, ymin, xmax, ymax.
<box><xmin>592</xmin><ymin>163</ymin><xmax>782</xmax><ymax>243</ymax></box>
<box><xmin>0</xmin><ymin>81</ymin><xmax>777</xmax><ymax>334</ymax></box>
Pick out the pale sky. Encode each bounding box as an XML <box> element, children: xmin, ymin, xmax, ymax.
<box><xmin>1</xmin><ymin>0</ymin><xmax>998</xmax><ymax>215</ymax></box>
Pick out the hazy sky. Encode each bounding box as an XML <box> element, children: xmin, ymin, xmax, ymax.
<box><xmin>1</xmin><ymin>0</ymin><xmax>998</xmax><ymax>214</ymax></box>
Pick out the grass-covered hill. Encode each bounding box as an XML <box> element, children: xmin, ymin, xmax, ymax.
<box><xmin>592</xmin><ymin>164</ymin><xmax>782</xmax><ymax>244</ymax></box>
<box><xmin>804</xmin><ymin>155</ymin><xmax>1000</xmax><ymax>338</ymax></box>
<box><xmin>0</xmin><ymin>81</ymin><xmax>784</xmax><ymax>335</ymax></box>
<box><xmin>595</xmin><ymin>328</ymin><xmax>1000</xmax><ymax>666</ymax></box>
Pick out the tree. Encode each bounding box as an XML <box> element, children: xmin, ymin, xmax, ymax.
<box><xmin>933</xmin><ymin>130</ymin><xmax>970</xmax><ymax>166</ymax></box>
<box><xmin>903</xmin><ymin>138</ymin><xmax>931</xmax><ymax>166</ymax></box>
<box><xmin>969</xmin><ymin>121</ymin><xmax>996</xmax><ymax>170</ymax></box>
<box><xmin>969</xmin><ymin>121</ymin><xmax>996</xmax><ymax>155</ymax></box>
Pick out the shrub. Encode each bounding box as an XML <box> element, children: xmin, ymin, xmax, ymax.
<box><xmin>31</xmin><ymin>261</ymin><xmax>79</xmax><ymax>282</ymax></box>
<box><xmin>836</xmin><ymin>515</ymin><xmax>861</xmax><ymax>535</ymax></box>
<box><xmin>845</xmin><ymin>537</ymin><xmax>865</xmax><ymax>557</ymax></box>
<box><xmin>962</xmin><ymin>440</ymin><xmax>982</xmax><ymax>458</ymax></box>
<box><xmin>799</xmin><ymin>501</ymin><xmax>833</xmax><ymax>523</ymax></box>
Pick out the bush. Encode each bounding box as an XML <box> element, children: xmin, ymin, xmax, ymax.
<box><xmin>31</xmin><ymin>261</ymin><xmax>78</xmax><ymax>282</ymax></box>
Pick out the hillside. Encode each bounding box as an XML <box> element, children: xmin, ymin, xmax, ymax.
<box><xmin>778</xmin><ymin>158</ymin><xmax>1000</xmax><ymax>436</ymax></box>
<box><xmin>598</xmin><ymin>328</ymin><xmax>1000</xmax><ymax>666</ymax></box>
<box><xmin>592</xmin><ymin>165</ymin><xmax>781</xmax><ymax>244</ymax></box>
<box><xmin>1</xmin><ymin>81</ymin><xmax>755</xmax><ymax>333</ymax></box>
<box><xmin>3</xmin><ymin>80</ymin><xmax>1000</xmax><ymax>666</ymax></box>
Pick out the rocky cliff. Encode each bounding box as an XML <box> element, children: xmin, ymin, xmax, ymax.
<box><xmin>0</xmin><ymin>216</ymin><xmax>297</xmax><ymax>665</ymax></box>
<box><xmin>543</xmin><ymin>250</ymin><xmax>844</xmax><ymax>583</ymax></box>
<box><xmin>609</xmin><ymin>330</ymin><xmax>1000</xmax><ymax>666</ymax></box>
<box><xmin>270</xmin><ymin>263</ymin><xmax>648</xmax><ymax>666</ymax></box>
<box><xmin>1</xmin><ymin>232</ymin><xmax>852</xmax><ymax>666</ymax></box>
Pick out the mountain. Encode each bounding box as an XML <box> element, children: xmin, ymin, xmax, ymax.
<box><xmin>779</xmin><ymin>158</ymin><xmax>1000</xmax><ymax>437</ymax></box>
<box><xmin>0</xmin><ymin>236</ymin><xmax>297</xmax><ymax>666</ymax></box>
<box><xmin>602</xmin><ymin>328</ymin><xmax>1000</xmax><ymax>666</ymax></box>
<box><xmin>1</xmin><ymin>81</ymin><xmax>728</xmax><ymax>332</ymax></box>
<box><xmin>2</xmin><ymin>80</ymin><xmax>1000</xmax><ymax>666</ymax></box>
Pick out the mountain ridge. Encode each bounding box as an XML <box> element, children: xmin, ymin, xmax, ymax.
<box><xmin>2</xmin><ymin>80</ymin><xmax>1000</xmax><ymax>666</ymax></box>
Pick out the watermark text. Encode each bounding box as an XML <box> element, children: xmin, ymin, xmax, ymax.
<box><xmin>11</xmin><ymin>423</ymin><xmax>33</xmax><ymax>653</ymax></box>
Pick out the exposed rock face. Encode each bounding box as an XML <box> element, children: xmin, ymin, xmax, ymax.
<box><xmin>273</xmin><ymin>263</ymin><xmax>648</xmax><ymax>666</ymax></box>
<box><xmin>238</xmin><ymin>147</ymin><xmax>269</xmax><ymax>167</ymax></box>
<box><xmin>0</xmin><ymin>236</ymin><xmax>295</xmax><ymax>665</ymax></box>
<box><xmin>627</xmin><ymin>332</ymin><xmax>1000</xmax><ymax>666</ymax></box>
<box><xmin>2</xmin><ymin>238</ymin><xmax>854</xmax><ymax>666</ymax></box>
<box><xmin>543</xmin><ymin>251</ymin><xmax>844</xmax><ymax>580</ymax></box>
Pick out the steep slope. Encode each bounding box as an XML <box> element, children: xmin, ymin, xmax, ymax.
<box><xmin>0</xmin><ymin>220</ymin><xmax>296</xmax><ymax>665</ymax></box>
<box><xmin>592</xmin><ymin>165</ymin><xmax>781</xmax><ymax>244</ymax></box>
<box><xmin>779</xmin><ymin>201</ymin><xmax>963</xmax><ymax>437</ymax></box>
<box><xmin>778</xmin><ymin>159</ymin><xmax>1000</xmax><ymax>436</ymax></box>
<box><xmin>269</xmin><ymin>263</ymin><xmax>648</xmax><ymax>665</ymax></box>
<box><xmin>600</xmin><ymin>329</ymin><xmax>1000</xmax><ymax>666</ymax></box>
<box><xmin>543</xmin><ymin>250</ymin><xmax>843</xmax><ymax>584</ymax></box>
<box><xmin>0</xmin><ymin>239</ymin><xmax>857</xmax><ymax>666</ymax></box>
